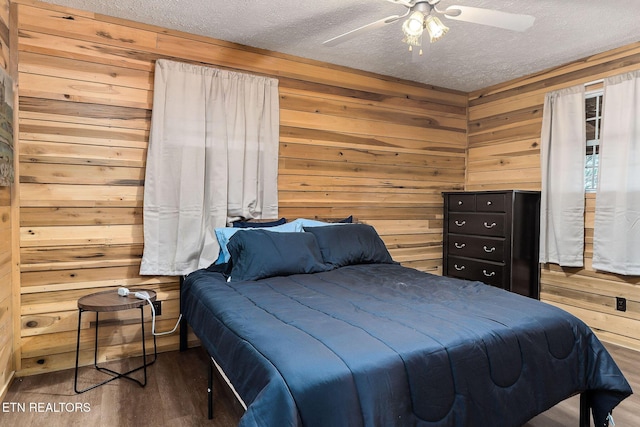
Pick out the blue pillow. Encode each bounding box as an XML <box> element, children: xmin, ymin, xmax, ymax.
<box><xmin>214</xmin><ymin>221</ymin><xmax>303</xmax><ymax>264</ymax></box>
<box><xmin>227</xmin><ymin>230</ymin><xmax>331</xmax><ymax>282</ymax></box>
<box><xmin>232</xmin><ymin>217</ymin><xmax>287</xmax><ymax>228</ymax></box>
<box><xmin>303</xmin><ymin>224</ymin><xmax>394</xmax><ymax>268</ymax></box>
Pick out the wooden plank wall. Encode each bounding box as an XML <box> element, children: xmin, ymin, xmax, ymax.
<box><xmin>467</xmin><ymin>42</ymin><xmax>640</xmax><ymax>351</ymax></box>
<box><xmin>0</xmin><ymin>0</ymin><xmax>13</xmax><ymax>400</ymax></box>
<box><xmin>12</xmin><ymin>0</ymin><xmax>467</xmax><ymax>375</ymax></box>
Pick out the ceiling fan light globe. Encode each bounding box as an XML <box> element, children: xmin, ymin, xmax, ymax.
<box><xmin>402</xmin><ymin>33</ymin><xmax>422</xmax><ymax>47</ymax></box>
<box><xmin>425</xmin><ymin>15</ymin><xmax>449</xmax><ymax>42</ymax></box>
<box><xmin>402</xmin><ymin>11</ymin><xmax>425</xmax><ymax>37</ymax></box>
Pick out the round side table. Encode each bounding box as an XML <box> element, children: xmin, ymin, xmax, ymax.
<box><xmin>74</xmin><ymin>289</ymin><xmax>158</xmax><ymax>393</ymax></box>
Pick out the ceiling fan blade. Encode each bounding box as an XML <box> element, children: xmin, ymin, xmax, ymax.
<box><xmin>443</xmin><ymin>5</ymin><xmax>535</xmax><ymax>32</ymax></box>
<box><xmin>323</xmin><ymin>14</ymin><xmax>403</xmax><ymax>47</ymax></box>
<box><xmin>386</xmin><ymin>0</ymin><xmax>415</xmax><ymax>7</ymax></box>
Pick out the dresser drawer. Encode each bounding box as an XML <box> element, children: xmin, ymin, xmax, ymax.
<box><xmin>447</xmin><ymin>193</ymin><xmax>475</xmax><ymax>212</ymax></box>
<box><xmin>446</xmin><ymin>257</ymin><xmax>506</xmax><ymax>289</ymax></box>
<box><xmin>476</xmin><ymin>193</ymin><xmax>506</xmax><ymax>212</ymax></box>
<box><xmin>447</xmin><ymin>235</ymin><xmax>505</xmax><ymax>262</ymax></box>
<box><xmin>448</xmin><ymin>213</ymin><xmax>506</xmax><ymax>237</ymax></box>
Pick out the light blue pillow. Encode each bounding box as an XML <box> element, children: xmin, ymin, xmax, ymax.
<box><xmin>214</xmin><ymin>221</ymin><xmax>303</xmax><ymax>264</ymax></box>
<box><xmin>291</xmin><ymin>218</ymin><xmax>349</xmax><ymax>228</ymax></box>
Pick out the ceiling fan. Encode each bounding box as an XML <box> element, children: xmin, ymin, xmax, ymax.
<box><xmin>323</xmin><ymin>0</ymin><xmax>535</xmax><ymax>54</ymax></box>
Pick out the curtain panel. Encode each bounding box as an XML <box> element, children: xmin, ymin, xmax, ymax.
<box><xmin>539</xmin><ymin>85</ymin><xmax>586</xmax><ymax>267</ymax></box>
<box><xmin>140</xmin><ymin>60</ymin><xmax>279</xmax><ymax>276</ymax></box>
<box><xmin>593</xmin><ymin>71</ymin><xmax>640</xmax><ymax>275</ymax></box>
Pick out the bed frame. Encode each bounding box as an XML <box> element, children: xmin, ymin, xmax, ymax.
<box><xmin>178</xmin><ymin>277</ymin><xmax>593</xmax><ymax>426</ymax></box>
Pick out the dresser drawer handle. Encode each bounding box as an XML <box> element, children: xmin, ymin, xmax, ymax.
<box><xmin>455</xmin><ymin>220</ymin><xmax>466</xmax><ymax>227</ymax></box>
<box><xmin>458</xmin><ymin>200</ymin><xmax>463</xmax><ymax>205</ymax></box>
<box><xmin>454</xmin><ymin>264</ymin><xmax>465</xmax><ymax>271</ymax></box>
<box><xmin>483</xmin><ymin>246</ymin><xmax>496</xmax><ymax>253</ymax></box>
<box><xmin>482</xmin><ymin>270</ymin><xmax>496</xmax><ymax>277</ymax></box>
<box><xmin>483</xmin><ymin>222</ymin><xmax>497</xmax><ymax>229</ymax></box>
<box><xmin>454</xmin><ymin>243</ymin><xmax>466</xmax><ymax>249</ymax></box>
<box><xmin>486</xmin><ymin>201</ymin><xmax>492</xmax><ymax>206</ymax></box>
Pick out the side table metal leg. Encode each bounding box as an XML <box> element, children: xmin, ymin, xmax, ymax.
<box><xmin>73</xmin><ymin>308</ymin><xmax>83</xmax><ymax>393</ymax></box>
<box><xmin>93</xmin><ymin>311</ymin><xmax>99</xmax><ymax>367</ymax></box>
<box><xmin>140</xmin><ymin>306</ymin><xmax>148</xmax><ymax>386</ymax></box>
<box><xmin>140</xmin><ymin>305</ymin><xmax>157</xmax><ymax>371</ymax></box>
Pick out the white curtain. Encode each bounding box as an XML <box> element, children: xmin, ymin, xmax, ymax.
<box><xmin>539</xmin><ymin>85</ymin><xmax>586</xmax><ymax>267</ymax></box>
<box><xmin>593</xmin><ymin>71</ymin><xmax>640</xmax><ymax>275</ymax></box>
<box><xmin>140</xmin><ymin>60</ymin><xmax>279</xmax><ymax>275</ymax></box>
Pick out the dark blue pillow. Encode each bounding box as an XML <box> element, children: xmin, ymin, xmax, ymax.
<box><xmin>232</xmin><ymin>217</ymin><xmax>287</xmax><ymax>228</ymax></box>
<box><xmin>227</xmin><ymin>230</ymin><xmax>331</xmax><ymax>282</ymax></box>
<box><xmin>303</xmin><ymin>224</ymin><xmax>394</xmax><ymax>268</ymax></box>
<box><xmin>336</xmin><ymin>215</ymin><xmax>353</xmax><ymax>223</ymax></box>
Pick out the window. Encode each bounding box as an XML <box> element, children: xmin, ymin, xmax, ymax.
<box><xmin>585</xmin><ymin>91</ymin><xmax>603</xmax><ymax>191</ymax></box>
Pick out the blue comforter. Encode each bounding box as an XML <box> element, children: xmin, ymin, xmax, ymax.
<box><xmin>181</xmin><ymin>263</ymin><xmax>631</xmax><ymax>426</ymax></box>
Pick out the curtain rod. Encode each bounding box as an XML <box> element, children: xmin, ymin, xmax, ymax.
<box><xmin>584</xmin><ymin>78</ymin><xmax>604</xmax><ymax>86</ymax></box>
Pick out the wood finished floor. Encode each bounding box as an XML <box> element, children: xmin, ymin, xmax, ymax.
<box><xmin>2</xmin><ymin>343</ymin><xmax>638</xmax><ymax>427</ymax></box>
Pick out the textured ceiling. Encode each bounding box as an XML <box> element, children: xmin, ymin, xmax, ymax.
<box><xmin>41</xmin><ymin>0</ymin><xmax>640</xmax><ymax>92</ymax></box>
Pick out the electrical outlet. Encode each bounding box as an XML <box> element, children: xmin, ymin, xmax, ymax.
<box><xmin>616</xmin><ymin>297</ymin><xmax>626</xmax><ymax>312</ymax></box>
<box><xmin>153</xmin><ymin>300</ymin><xmax>162</xmax><ymax>316</ymax></box>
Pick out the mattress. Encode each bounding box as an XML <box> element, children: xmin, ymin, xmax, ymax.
<box><xmin>181</xmin><ymin>262</ymin><xmax>631</xmax><ymax>426</ymax></box>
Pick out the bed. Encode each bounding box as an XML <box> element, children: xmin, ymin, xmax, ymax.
<box><xmin>180</xmin><ymin>223</ymin><xmax>632</xmax><ymax>427</ymax></box>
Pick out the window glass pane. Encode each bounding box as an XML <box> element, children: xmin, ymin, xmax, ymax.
<box><xmin>586</xmin><ymin>120</ymin><xmax>596</xmax><ymax>140</ymax></box>
<box><xmin>586</xmin><ymin>96</ymin><xmax>597</xmax><ymax>119</ymax></box>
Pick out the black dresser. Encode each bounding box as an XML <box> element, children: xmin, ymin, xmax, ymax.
<box><xmin>442</xmin><ymin>190</ymin><xmax>541</xmax><ymax>299</ymax></box>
